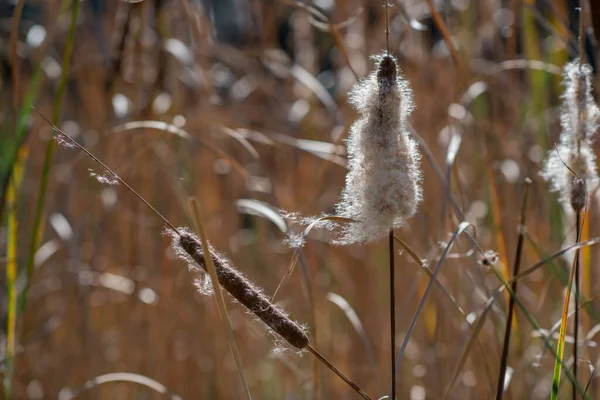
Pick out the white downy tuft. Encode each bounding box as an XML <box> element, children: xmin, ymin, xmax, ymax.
<box><xmin>335</xmin><ymin>54</ymin><xmax>422</xmax><ymax>244</ymax></box>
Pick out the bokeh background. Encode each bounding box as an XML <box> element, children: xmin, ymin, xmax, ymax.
<box><xmin>2</xmin><ymin>0</ymin><xmax>600</xmax><ymax>399</ymax></box>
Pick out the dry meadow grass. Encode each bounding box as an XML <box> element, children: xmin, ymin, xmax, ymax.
<box><xmin>3</xmin><ymin>0</ymin><xmax>600</xmax><ymax>399</ymax></box>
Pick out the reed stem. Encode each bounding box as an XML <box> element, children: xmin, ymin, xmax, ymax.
<box><xmin>495</xmin><ymin>178</ymin><xmax>531</xmax><ymax>399</ymax></box>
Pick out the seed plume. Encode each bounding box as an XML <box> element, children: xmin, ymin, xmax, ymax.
<box><xmin>336</xmin><ymin>54</ymin><xmax>422</xmax><ymax>244</ymax></box>
<box><xmin>541</xmin><ymin>59</ymin><xmax>599</xmax><ymax>212</ymax></box>
<box><xmin>170</xmin><ymin>228</ymin><xmax>309</xmax><ymax>350</ymax></box>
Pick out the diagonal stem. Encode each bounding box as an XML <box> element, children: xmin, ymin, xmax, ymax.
<box><xmin>306</xmin><ymin>344</ymin><xmax>373</xmax><ymax>400</ymax></box>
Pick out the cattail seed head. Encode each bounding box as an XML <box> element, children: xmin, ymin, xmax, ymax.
<box><xmin>335</xmin><ymin>54</ymin><xmax>422</xmax><ymax>244</ymax></box>
<box><xmin>377</xmin><ymin>55</ymin><xmax>397</xmax><ymax>89</ymax></box>
<box><xmin>171</xmin><ymin>229</ymin><xmax>309</xmax><ymax>350</ymax></box>
<box><xmin>542</xmin><ymin>59</ymin><xmax>600</xmax><ymax>213</ymax></box>
<box><xmin>570</xmin><ymin>176</ymin><xmax>586</xmax><ymax>213</ymax></box>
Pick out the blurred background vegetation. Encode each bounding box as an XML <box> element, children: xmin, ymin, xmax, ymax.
<box><xmin>2</xmin><ymin>0</ymin><xmax>600</xmax><ymax>398</ymax></box>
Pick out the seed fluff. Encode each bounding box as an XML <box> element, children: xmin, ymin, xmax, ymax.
<box><xmin>541</xmin><ymin>59</ymin><xmax>600</xmax><ymax>213</ymax></box>
<box><xmin>335</xmin><ymin>53</ymin><xmax>422</xmax><ymax>244</ymax></box>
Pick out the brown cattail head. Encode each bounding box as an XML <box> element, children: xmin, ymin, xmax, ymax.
<box><xmin>175</xmin><ymin>231</ymin><xmax>309</xmax><ymax>350</ymax></box>
<box><xmin>570</xmin><ymin>175</ymin><xmax>586</xmax><ymax>213</ymax></box>
<box><xmin>377</xmin><ymin>55</ymin><xmax>397</xmax><ymax>90</ymax></box>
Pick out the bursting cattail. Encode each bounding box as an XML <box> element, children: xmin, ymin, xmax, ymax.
<box><xmin>335</xmin><ymin>54</ymin><xmax>422</xmax><ymax>244</ymax></box>
<box><xmin>170</xmin><ymin>228</ymin><xmax>309</xmax><ymax>350</ymax></box>
<box><xmin>281</xmin><ymin>55</ymin><xmax>420</xmax><ymax>245</ymax></box>
<box><xmin>541</xmin><ymin>59</ymin><xmax>600</xmax><ymax>212</ymax></box>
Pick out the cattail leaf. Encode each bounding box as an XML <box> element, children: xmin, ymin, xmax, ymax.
<box><xmin>444</xmin><ymin>286</ymin><xmax>504</xmax><ymax>398</ymax></box>
<box><xmin>49</xmin><ymin>212</ymin><xmax>73</xmax><ymax>242</ymax></box>
<box><xmin>32</xmin><ymin>239</ymin><xmax>61</xmax><ymax>268</ymax></box>
<box><xmin>218</xmin><ymin>127</ymin><xmax>261</xmax><ymax>160</ymax></box>
<box><xmin>237</xmin><ymin>129</ymin><xmax>347</xmax><ymax>167</ymax></box>
<box><xmin>551</xmin><ymin>245</ymin><xmax>580</xmax><ymax>399</ymax></box>
<box><xmin>4</xmin><ymin>146</ymin><xmax>26</xmax><ymax>397</ymax></box>
<box><xmin>262</xmin><ymin>56</ymin><xmax>338</xmax><ymax>116</ymax></box>
<box><xmin>445</xmin><ymin>127</ymin><xmax>462</xmax><ymax>167</ymax></box>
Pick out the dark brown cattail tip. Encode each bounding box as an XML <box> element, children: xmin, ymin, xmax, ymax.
<box><xmin>570</xmin><ymin>176</ymin><xmax>587</xmax><ymax>213</ymax></box>
<box><xmin>377</xmin><ymin>55</ymin><xmax>397</xmax><ymax>88</ymax></box>
<box><xmin>175</xmin><ymin>230</ymin><xmax>309</xmax><ymax>350</ymax></box>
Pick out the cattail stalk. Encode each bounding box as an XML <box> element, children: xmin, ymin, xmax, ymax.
<box><xmin>495</xmin><ymin>178</ymin><xmax>531</xmax><ymax>400</ymax></box>
<box><xmin>541</xmin><ymin>50</ymin><xmax>598</xmax><ymax>398</ymax></box>
<box><xmin>174</xmin><ymin>231</ymin><xmax>373</xmax><ymax>400</ymax></box>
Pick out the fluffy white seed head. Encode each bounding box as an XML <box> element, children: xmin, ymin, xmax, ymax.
<box><xmin>335</xmin><ymin>54</ymin><xmax>422</xmax><ymax>244</ymax></box>
<box><xmin>541</xmin><ymin>59</ymin><xmax>600</xmax><ymax>211</ymax></box>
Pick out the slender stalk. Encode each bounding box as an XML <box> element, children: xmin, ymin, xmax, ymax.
<box><xmin>574</xmin><ymin>211</ymin><xmax>581</xmax><ymax>400</ymax></box>
<box><xmin>23</xmin><ymin>0</ymin><xmax>81</xmax><ymax>312</ymax></box>
<box><xmin>10</xmin><ymin>0</ymin><xmax>25</xmax><ymax>139</ymax></box>
<box><xmin>389</xmin><ymin>230</ymin><xmax>396</xmax><ymax>400</ymax></box>
<box><xmin>495</xmin><ymin>179</ymin><xmax>531</xmax><ymax>399</ymax></box>
<box><xmin>306</xmin><ymin>344</ymin><xmax>373</xmax><ymax>400</ymax></box>
<box><xmin>188</xmin><ymin>199</ymin><xmax>252</xmax><ymax>400</ymax></box>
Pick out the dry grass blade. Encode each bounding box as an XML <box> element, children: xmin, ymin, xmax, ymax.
<box><xmin>471</xmin><ymin>59</ymin><xmax>562</xmax><ymax>76</ymax></box>
<box><xmin>188</xmin><ymin>198</ymin><xmax>253</xmax><ymax>400</ymax></box>
<box><xmin>512</xmin><ymin>236</ymin><xmax>600</xmax><ymax>282</ymax></box>
<box><xmin>110</xmin><ymin>121</ymin><xmax>252</xmax><ymax>180</ymax></box>
<box><xmin>408</xmin><ymin>123</ymin><xmax>465</xmax><ymax>221</ymax></box>
<box><xmin>423</xmin><ymin>0</ymin><xmax>466</xmax><ymax>84</ymax></box>
<box><xmin>236</xmin><ymin>199</ymin><xmax>288</xmax><ymax>233</ymax></box>
<box><xmin>65</xmin><ymin>372</ymin><xmax>182</xmax><ymax>399</ymax></box>
<box><xmin>391</xmin><ymin>221</ymin><xmax>472</xmax><ymax>395</ymax></box>
<box><xmin>326</xmin><ymin>292</ymin><xmax>377</xmax><ymax>374</ymax></box>
<box><xmin>394</xmin><ymin>235</ymin><xmax>468</xmax><ymax>318</ymax></box>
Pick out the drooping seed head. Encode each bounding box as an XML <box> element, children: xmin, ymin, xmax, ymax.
<box><xmin>171</xmin><ymin>229</ymin><xmax>309</xmax><ymax>350</ymax></box>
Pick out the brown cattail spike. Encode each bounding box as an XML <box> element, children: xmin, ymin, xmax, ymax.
<box><xmin>377</xmin><ymin>55</ymin><xmax>397</xmax><ymax>90</ymax></box>
<box><xmin>178</xmin><ymin>233</ymin><xmax>309</xmax><ymax>350</ymax></box>
<box><xmin>570</xmin><ymin>175</ymin><xmax>586</xmax><ymax>213</ymax></box>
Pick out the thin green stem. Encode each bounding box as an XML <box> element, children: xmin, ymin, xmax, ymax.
<box><xmin>22</xmin><ymin>0</ymin><xmax>80</xmax><ymax>313</ymax></box>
